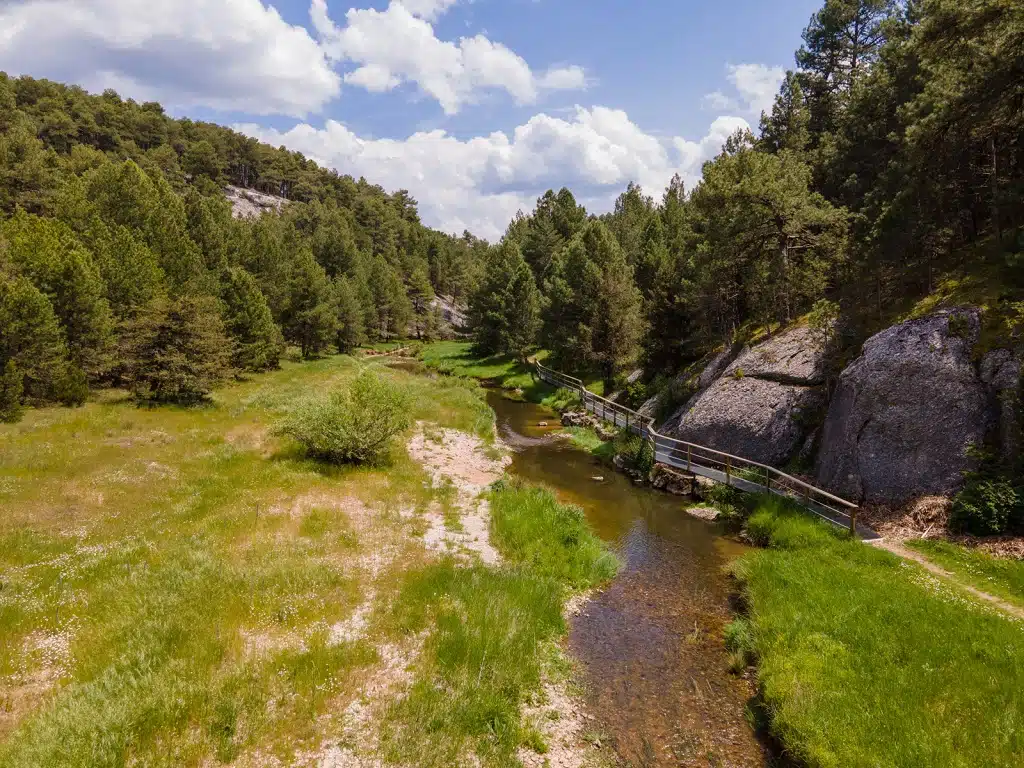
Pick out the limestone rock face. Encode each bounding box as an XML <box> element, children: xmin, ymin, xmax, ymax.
<box><xmin>661</xmin><ymin>327</ymin><xmax>827</xmax><ymax>466</ymax></box>
<box><xmin>815</xmin><ymin>308</ymin><xmax>989</xmax><ymax>504</ymax></box>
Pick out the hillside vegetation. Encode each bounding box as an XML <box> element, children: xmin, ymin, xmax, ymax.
<box><xmin>0</xmin><ymin>71</ymin><xmax>486</xmax><ymax>420</ymax></box>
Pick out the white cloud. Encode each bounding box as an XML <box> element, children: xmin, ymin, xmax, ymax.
<box><xmin>236</xmin><ymin>108</ymin><xmax>750</xmax><ymax>240</ymax></box>
<box><xmin>311</xmin><ymin>0</ymin><xmax>586</xmax><ymax>115</ymax></box>
<box><xmin>0</xmin><ymin>0</ymin><xmax>340</xmax><ymax>116</ymax></box>
<box><xmin>704</xmin><ymin>63</ymin><xmax>785</xmax><ymax>118</ymax></box>
<box><xmin>396</xmin><ymin>0</ymin><xmax>460</xmax><ymax>21</ymax></box>
<box><xmin>728</xmin><ymin>63</ymin><xmax>785</xmax><ymax>115</ymax></box>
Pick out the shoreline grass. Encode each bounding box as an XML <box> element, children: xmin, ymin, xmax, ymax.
<box><xmin>378</xmin><ymin>478</ymin><xmax>620</xmax><ymax>767</ymax></box>
<box><xmin>730</xmin><ymin>496</ymin><xmax>1024</xmax><ymax>768</ymax></box>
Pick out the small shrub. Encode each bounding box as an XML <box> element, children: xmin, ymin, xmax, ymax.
<box><xmin>733</xmin><ymin>367</ymin><xmax>745</xmax><ymax>380</ymax></box>
<box><xmin>951</xmin><ymin>476</ymin><xmax>1024</xmax><ymax>535</ymax></box>
<box><xmin>947</xmin><ymin>312</ymin><xmax>971</xmax><ymax>340</ymax></box>
<box><xmin>276</xmin><ymin>368</ymin><xmax>412</xmax><ymax>465</ymax></box>
<box><xmin>0</xmin><ymin>360</ymin><xmax>24</xmax><ymax>423</ymax></box>
<box><xmin>615</xmin><ymin>433</ymin><xmax>654</xmax><ymax>474</ymax></box>
<box><xmin>621</xmin><ymin>380</ymin><xmax>648</xmax><ymax>410</ymax></box>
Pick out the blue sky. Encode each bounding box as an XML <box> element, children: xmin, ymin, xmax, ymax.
<box><xmin>0</xmin><ymin>0</ymin><xmax>822</xmax><ymax>238</ymax></box>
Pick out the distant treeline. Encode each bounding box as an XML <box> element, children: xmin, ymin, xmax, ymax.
<box><xmin>471</xmin><ymin>0</ymin><xmax>1024</xmax><ymax>384</ymax></box>
<box><xmin>0</xmin><ymin>72</ymin><xmax>486</xmax><ymax>418</ymax></box>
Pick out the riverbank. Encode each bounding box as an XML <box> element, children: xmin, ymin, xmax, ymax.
<box><xmin>729</xmin><ymin>496</ymin><xmax>1024</xmax><ymax>768</ymax></box>
<box><xmin>0</xmin><ymin>354</ymin><xmax>621</xmax><ymax>766</ymax></box>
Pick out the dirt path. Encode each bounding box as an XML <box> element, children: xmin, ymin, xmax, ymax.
<box><xmin>873</xmin><ymin>539</ymin><xmax>1024</xmax><ymax>621</ymax></box>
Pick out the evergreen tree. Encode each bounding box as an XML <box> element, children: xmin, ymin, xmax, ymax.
<box><xmin>760</xmin><ymin>72</ymin><xmax>811</xmax><ymax>154</ymax></box>
<box><xmin>281</xmin><ymin>249</ymin><xmax>337</xmax><ymax>358</ymax></box>
<box><xmin>220</xmin><ymin>267</ymin><xmax>284</xmax><ymax>372</ymax></box>
<box><xmin>1</xmin><ymin>211</ymin><xmax>114</xmax><ymax>378</ymax></box>
<box><xmin>469</xmin><ymin>241</ymin><xmax>541</xmax><ymax>359</ymax></box>
<box><xmin>0</xmin><ymin>115</ymin><xmax>57</xmax><ymax>214</ymax></box>
<box><xmin>83</xmin><ymin>222</ymin><xmax>166</xmax><ymax>319</ymax></box>
<box><xmin>0</xmin><ymin>268</ymin><xmax>69</xmax><ymax>405</ymax></box>
<box><xmin>407</xmin><ymin>266</ymin><xmax>436</xmax><ymax>340</ymax></box>
<box><xmin>333</xmin><ymin>275</ymin><xmax>366</xmax><ymax>352</ymax></box>
<box><xmin>797</xmin><ymin>0</ymin><xmax>896</xmax><ymax>139</ymax></box>
<box><xmin>120</xmin><ymin>295</ymin><xmax>233</xmax><ymax>404</ymax></box>
<box><xmin>635</xmin><ymin>216</ymin><xmax>669</xmax><ymax>302</ymax></box>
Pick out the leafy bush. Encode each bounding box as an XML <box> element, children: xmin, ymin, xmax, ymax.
<box><xmin>950</xmin><ymin>476</ymin><xmax>1024</xmax><ymax>535</ymax></box>
<box><xmin>621</xmin><ymin>380</ymin><xmax>648</xmax><ymax>410</ymax></box>
<box><xmin>615</xmin><ymin>432</ymin><xmax>654</xmax><ymax>474</ymax></box>
<box><xmin>54</xmin><ymin>364</ymin><xmax>89</xmax><ymax>407</ymax></box>
<box><xmin>277</xmin><ymin>369</ymin><xmax>412</xmax><ymax>465</ymax></box>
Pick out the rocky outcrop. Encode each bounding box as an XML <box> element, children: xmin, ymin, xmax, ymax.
<box><xmin>815</xmin><ymin>308</ymin><xmax>1002</xmax><ymax>504</ymax></box>
<box><xmin>660</xmin><ymin>327</ymin><xmax>828</xmax><ymax>466</ymax></box>
<box><xmin>225</xmin><ymin>185</ymin><xmax>289</xmax><ymax>219</ymax></box>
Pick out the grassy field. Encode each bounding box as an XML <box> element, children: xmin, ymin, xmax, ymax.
<box><xmin>907</xmin><ymin>538</ymin><xmax>1024</xmax><ymax>609</ymax></box>
<box><xmin>418</xmin><ymin>342</ymin><xmax>607</xmax><ymax>399</ymax></box>
<box><xmin>0</xmin><ymin>353</ymin><xmax>614</xmax><ymax>766</ymax></box>
<box><xmin>728</xmin><ymin>497</ymin><xmax>1024</xmax><ymax>768</ymax></box>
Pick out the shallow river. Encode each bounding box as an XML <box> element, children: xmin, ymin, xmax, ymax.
<box><xmin>388</xmin><ymin>360</ymin><xmax>770</xmax><ymax>766</ymax></box>
<box><xmin>485</xmin><ymin>389</ymin><xmax>769</xmax><ymax>767</ymax></box>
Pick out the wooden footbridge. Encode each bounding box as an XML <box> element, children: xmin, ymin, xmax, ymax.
<box><xmin>534</xmin><ymin>361</ymin><xmax>879</xmax><ymax>541</ymax></box>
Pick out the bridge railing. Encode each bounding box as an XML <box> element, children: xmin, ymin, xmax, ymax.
<box><xmin>534</xmin><ymin>360</ymin><xmax>871</xmax><ymax>539</ymax></box>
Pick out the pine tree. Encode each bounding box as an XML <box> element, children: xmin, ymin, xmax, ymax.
<box><xmin>334</xmin><ymin>275</ymin><xmax>366</xmax><ymax>353</ymax></box>
<box><xmin>220</xmin><ymin>267</ymin><xmax>284</xmax><ymax>372</ymax></box>
<box><xmin>635</xmin><ymin>216</ymin><xmax>669</xmax><ymax>302</ymax></box>
<box><xmin>469</xmin><ymin>241</ymin><xmax>540</xmax><ymax>359</ymax></box>
<box><xmin>0</xmin><ymin>269</ymin><xmax>69</xmax><ymax>404</ymax></box>
<box><xmin>407</xmin><ymin>266</ymin><xmax>435</xmax><ymax>340</ymax></box>
<box><xmin>281</xmin><ymin>249</ymin><xmax>338</xmax><ymax>359</ymax></box>
<box><xmin>760</xmin><ymin>72</ymin><xmax>811</xmax><ymax>154</ymax></box>
<box><xmin>1</xmin><ymin>211</ymin><xmax>114</xmax><ymax>379</ymax></box>
<box><xmin>120</xmin><ymin>296</ymin><xmax>233</xmax><ymax>404</ymax></box>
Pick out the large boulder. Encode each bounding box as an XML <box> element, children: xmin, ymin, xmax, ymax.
<box><xmin>815</xmin><ymin>308</ymin><xmax>991</xmax><ymax>504</ymax></box>
<box><xmin>660</xmin><ymin>327</ymin><xmax>828</xmax><ymax>465</ymax></box>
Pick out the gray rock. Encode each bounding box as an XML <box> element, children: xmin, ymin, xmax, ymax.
<box><xmin>669</xmin><ymin>376</ymin><xmax>826</xmax><ymax>466</ymax></box>
<box><xmin>660</xmin><ymin>327</ymin><xmax>829</xmax><ymax>465</ymax></box>
<box><xmin>723</xmin><ymin>326</ymin><xmax>827</xmax><ymax>385</ymax></box>
<box><xmin>815</xmin><ymin>308</ymin><xmax>987</xmax><ymax>504</ymax></box>
<box><xmin>981</xmin><ymin>348</ymin><xmax>1021</xmax><ymax>464</ymax></box>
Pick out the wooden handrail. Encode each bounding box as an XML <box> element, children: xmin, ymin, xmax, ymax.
<box><xmin>533</xmin><ymin>359</ymin><xmax>865</xmax><ymax>536</ymax></box>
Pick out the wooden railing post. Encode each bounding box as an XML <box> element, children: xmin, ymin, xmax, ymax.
<box><xmin>686</xmin><ymin>445</ymin><xmax>691</xmax><ymax>472</ymax></box>
<box><xmin>849</xmin><ymin>507</ymin><xmax>857</xmax><ymax>537</ymax></box>
<box><xmin>726</xmin><ymin>455</ymin><xmax>731</xmax><ymax>485</ymax></box>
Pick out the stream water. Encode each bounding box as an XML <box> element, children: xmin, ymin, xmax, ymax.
<box><xmin>485</xmin><ymin>390</ymin><xmax>768</xmax><ymax>768</ymax></box>
<box><xmin>388</xmin><ymin>360</ymin><xmax>769</xmax><ymax>766</ymax></box>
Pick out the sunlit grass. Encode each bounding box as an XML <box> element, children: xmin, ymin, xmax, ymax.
<box><xmin>0</xmin><ymin>353</ymin><xmax>494</xmax><ymax>765</ymax></box>
<box><xmin>731</xmin><ymin>496</ymin><xmax>1024</xmax><ymax>768</ymax></box>
<box><xmin>377</xmin><ymin>479</ymin><xmax>619</xmax><ymax>767</ymax></box>
<box><xmin>907</xmin><ymin>538</ymin><xmax>1024</xmax><ymax>609</ymax></box>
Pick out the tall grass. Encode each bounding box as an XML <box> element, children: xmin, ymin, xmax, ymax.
<box><xmin>732</xmin><ymin>497</ymin><xmax>1024</xmax><ymax>767</ymax></box>
<box><xmin>379</xmin><ymin>479</ymin><xmax>620</xmax><ymax>767</ymax></box>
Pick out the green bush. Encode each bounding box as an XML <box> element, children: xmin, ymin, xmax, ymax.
<box><xmin>55</xmin><ymin>365</ymin><xmax>89</xmax><ymax>407</ymax></box>
<box><xmin>621</xmin><ymin>380</ymin><xmax>648</xmax><ymax>410</ymax></box>
<box><xmin>950</xmin><ymin>476</ymin><xmax>1024</xmax><ymax>535</ymax></box>
<box><xmin>615</xmin><ymin>432</ymin><xmax>654</xmax><ymax>474</ymax></box>
<box><xmin>276</xmin><ymin>369</ymin><xmax>412</xmax><ymax>465</ymax></box>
